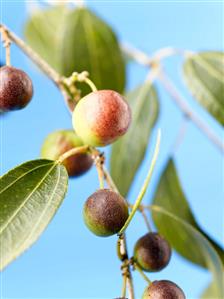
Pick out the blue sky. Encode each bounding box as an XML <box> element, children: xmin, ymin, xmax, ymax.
<box><xmin>0</xmin><ymin>1</ymin><xmax>223</xmax><ymax>298</ymax></box>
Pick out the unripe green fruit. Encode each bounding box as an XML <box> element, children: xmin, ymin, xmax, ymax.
<box><xmin>83</xmin><ymin>189</ymin><xmax>129</xmax><ymax>237</ymax></box>
<box><xmin>134</xmin><ymin>232</ymin><xmax>171</xmax><ymax>272</ymax></box>
<box><xmin>142</xmin><ymin>280</ymin><xmax>186</xmax><ymax>299</ymax></box>
<box><xmin>73</xmin><ymin>90</ymin><xmax>131</xmax><ymax>147</ymax></box>
<box><xmin>41</xmin><ymin>130</ymin><xmax>93</xmax><ymax>177</ymax></box>
<box><xmin>0</xmin><ymin>66</ymin><xmax>33</xmax><ymax>111</ymax></box>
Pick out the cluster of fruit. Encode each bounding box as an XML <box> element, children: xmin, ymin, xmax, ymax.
<box><xmin>0</xmin><ymin>65</ymin><xmax>185</xmax><ymax>298</ymax></box>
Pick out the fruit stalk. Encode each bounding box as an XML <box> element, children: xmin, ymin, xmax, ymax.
<box><xmin>0</xmin><ymin>26</ymin><xmax>11</xmax><ymax>66</ymax></box>
<box><xmin>57</xmin><ymin>145</ymin><xmax>89</xmax><ymax>163</ymax></box>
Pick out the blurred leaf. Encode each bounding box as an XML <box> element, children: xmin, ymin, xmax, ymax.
<box><xmin>24</xmin><ymin>6</ymin><xmax>69</xmax><ymax>72</ymax></box>
<box><xmin>59</xmin><ymin>7</ymin><xmax>126</xmax><ymax>94</ymax></box>
<box><xmin>152</xmin><ymin>159</ymin><xmax>224</xmax><ymax>267</ymax></box>
<box><xmin>200</xmin><ymin>280</ymin><xmax>223</xmax><ymax>299</ymax></box>
<box><xmin>151</xmin><ymin>205</ymin><xmax>224</xmax><ymax>298</ymax></box>
<box><xmin>110</xmin><ymin>83</ymin><xmax>159</xmax><ymax>197</ymax></box>
<box><xmin>183</xmin><ymin>51</ymin><xmax>224</xmax><ymax>125</ymax></box>
<box><xmin>0</xmin><ymin>159</ymin><xmax>68</xmax><ymax>270</ymax></box>
<box><xmin>24</xmin><ymin>7</ymin><xmax>126</xmax><ymax>94</ymax></box>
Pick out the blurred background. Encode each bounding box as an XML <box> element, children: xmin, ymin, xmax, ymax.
<box><xmin>0</xmin><ymin>1</ymin><xmax>223</xmax><ymax>298</ymax></box>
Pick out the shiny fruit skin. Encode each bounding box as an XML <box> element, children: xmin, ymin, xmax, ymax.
<box><xmin>142</xmin><ymin>280</ymin><xmax>186</xmax><ymax>299</ymax></box>
<box><xmin>83</xmin><ymin>189</ymin><xmax>129</xmax><ymax>237</ymax></box>
<box><xmin>41</xmin><ymin>130</ymin><xmax>93</xmax><ymax>177</ymax></box>
<box><xmin>73</xmin><ymin>90</ymin><xmax>131</xmax><ymax>147</ymax></box>
<box><xmin>0</xmin><ymin>66</ymin><xmax>33</xmax><ymax>111</ymax></box>
<box><xmin>134</xmin><ymin>232</ymin><xmax>171</xmax><ymax>272</ymax></box>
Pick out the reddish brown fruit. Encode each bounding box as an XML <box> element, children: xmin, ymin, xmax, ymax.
<box><xmin>142</xmin><ymin>280</ymin><xmax>186</xmax><ymax>299</ymax></box>
<box><xmin>41</xmin><ymin>130</ymin><xmax>93</xmax><ymax>177</ymax></box>
<box><xmin>134</xmin><ymin>232</ymin><xmax>171</xmax><ymax>272</ymax></box>
<box><xmin>0</xmin><ymin>66</ymin><xmax>33</xmax><ymax>111</ymax></box>
<box><xmin>73</xmin><ymin>90</ymin><xmax>131</xmax><ymax>146</ymax></box>
<box><xmin>83</xmin><ymin>189</ymin><xmax>129</xmax><ymax>236</ymax></box>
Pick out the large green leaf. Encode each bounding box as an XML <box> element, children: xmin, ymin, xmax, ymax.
<box><xmin>0</xmin><ymin>159</ymin><xmax>68</xmax><ymax>271</ymax></box>
<box><xmin>25</xmin><ymin>6</ymin><xmax>126</xmax><ymax>94</ymax></box>
<box><xmin>183</xmin><ymin>51</ymin><xmax>224</xmax><ymax>125</ymax></box>
<box><xmin>110</xmin><ymin>83</ymin><xmax>159</xmax><ymax>197</ymax></box>
<box><xmin>151</xmin><ymin>206</ymin><xmax>224</xmax><ymax>299</ymax></box>
<box><xmin>152</xmin><ymin>159</ymin><xmax>224</xmax><ymax>268</ymax></box>
<box><xmin>24</xmin><ymin>6</ymin><xmax>69</xmax><ymax>72</ymax></box>
<box><xmin>59</xmin><ymin>7</ymin><xmax>126</xmax><ymax>93</ymax></box>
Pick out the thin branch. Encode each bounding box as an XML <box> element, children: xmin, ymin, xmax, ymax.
<box><xmin>121</xmin><ymin>43</ymin><xmax>188</xmax><ymax>67</ymax></box>
<box><xmin>171</xmin><ymin>116</ymin><xmax>189</xmax><ymax>154</ymax></box>
<box><xmin>122</xmin><ymin>44</ymin><xmax>223</xmax><ymax>153</ymax></box>
<box><xmin>159</xmin><ymin>70</ymin><xmax>224</xmax><ymax>153</ymax></box>
<box><xmin>0</xmin><ymin>23</ymin><xmax>74</xmax><ymax>113</ymax></box>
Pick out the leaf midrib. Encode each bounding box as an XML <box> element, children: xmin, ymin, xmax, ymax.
<box><xmin>0</xmin><ymin>162</ymin><xmax>57</xmax><ymax>235</ymax></box>
<box><xmin>6</xmin><ymin>166</ymin><xmax>62</xmax><ymax>266</ymax></box>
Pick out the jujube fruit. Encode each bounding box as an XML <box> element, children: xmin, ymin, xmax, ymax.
<box><xmin>41</xmin><ymin>130</ymin><xmax>93</xmax><ymax>177</ymax></box>
<box><xmin>73</xmin><ymin>90</ymin><xmax>131</xmax><ymax>147</ymax></box>
<box><xmin>0</xmin><ymin>66</ymin><xmax>33</xmax><ymax>111</ymax></box>
<box><xmin>134</xmin><ymin>232</ymin><xmax>171</xmax><ymax>272</ymax></box>
<box><xmin>83</xmin><ymin>189</ymin><xmax>129</xmax><ymax>236</ymax></box>
<box><xmin>142</xmin><ymin>280</ymin><xmax>186</xmax><ymax>299</ymax></box>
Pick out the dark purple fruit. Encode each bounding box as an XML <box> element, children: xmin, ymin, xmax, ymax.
<box><xmin>0</xmin><ymin>66</ymin><xmax>33</xmax><ymax>111</ymax></box>
<box><xmin>134</xmin><ymin>232</ymin><xmax>171</xmax><ymax>272</ymax></box>
<box><xmin>142</xmin><ymin>280</ymin><xmax>186</xmax><ymax>299</ymax></box>
<box><xmin>83</xmin><ymin>189</ymin><xmax>129</xmax><ymax>237</ymax></box>
<box><xmin>41</xmin><ymin>130</ymin><xmax>93</xmax><ymax>177</ymax></box>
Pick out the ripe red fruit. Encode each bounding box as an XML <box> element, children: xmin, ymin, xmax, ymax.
<box><xmin>73</xmin><ymin>90</ymin><xmax>131</xmax><ymax>147</ymax></box>
<box><xmin>41</xmin><ymin>130</ymin><xmax>93</xmax><ymax>177</ymax></box>
<box><xmin>134</xmin><ymin>232</ymin><xmax>171</xmax><ymax>272</ymax></box>
<box><xmin>142</xmin><ymin>280</ymin><xmax>186</xmax><ymax>299</ymax></box>
<box><xmin>83</xmin><ymin>189</ymin><xmax>129</xmax><ymax>236</ymax></box>
<box><xmin>0</xmin><ymin>66</ymin><xmax>33</xmax><ymax>111</ymax></box>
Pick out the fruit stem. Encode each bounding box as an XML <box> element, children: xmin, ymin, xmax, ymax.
<box><xmin>134</xmin><ymin>263</ymin><xmax>152</xmax><ymax>285</ymax></box>
<box><xmin>84</xmin><ymin>77</ymin><xmax>98</xmax><ymax>92</ymax></box>
<box><xmin>118</xmin><ymin>129</ymin><xmax>161</xmax><ymax>235</ymax></box>
<box><xmin>0</xmin><ymin>26</ymin><xmax>11</xmax><ymax>66</ymax></box>
<box><xmin>57</xmin><ymin>145</ymin><xmax>89</xmax><ymax>163</ymax></box>
<box><xmin>139</xmin><ymin>206</ymin><xmax>152</xmax><ymax>232</ymax></box>
<box><xmin>121</xmin><ymin>273</ymin><xmax>127</xmax><ymax>298</ymax></box>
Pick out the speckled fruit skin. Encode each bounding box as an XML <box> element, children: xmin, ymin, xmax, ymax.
<box><xmin>0</xmin><ymin>66</ymin><xmax>33</xmax><ymax>111</ymax></box>
<box><xmin>73</xmin><ymin>90</ymin><xmax>131</xmax><ymax>147</ymax></box>
<box><xmin>41</xmin><ymin>130</ymin><xmax>93</xmax><ymax>177</ymax></box>
<box><xmin>142</xmin><ymin>280</ymin><xmax>186</xmax><ymax>299</ymax></box>
<box><xmin>83</xmin><ymin>189</ymin><xmax>129</xmax><ymax>237</ymax></box>
<box><xmin>134</xmin><ymin>232</ymin><xmax>171</xmax><ymax>272</ymax></box>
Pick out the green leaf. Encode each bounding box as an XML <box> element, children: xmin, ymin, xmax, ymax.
<box><xmin>59</xmin><ymin>7</ymin><xmax>126</xmax><ymax>94</ymax></box>
<box><xmin>24</xmin><ymin>6</ymin><xmax>69</xmax><ymax>72</ymax></box>
<box><xmin>152</xmin><ymin>159</ymin><xmax>224</xmax><ymax>268</ymax></box>
<box><xmin>110</xmin><ymin>83</ymin><xmax>159</xmax><ymax>196</ymax></box>
<box><xmin>25</xmin><ymin>7</ymin><xmax>126</xmax><ymax>94</ymax></box>
<box><xmin>183</xmin><ymin>51</ymin><xmax>224</xmax><ymax>125</ymax></box>
<box><xmin>0</xmin><ymin>159</ymin><xmax>68</xmax><ymax>271</ymax></box>
<box><xmin>151</xmin><ymin>206</ymin><xmax>224</xmax><ymax>299</ymax></box>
